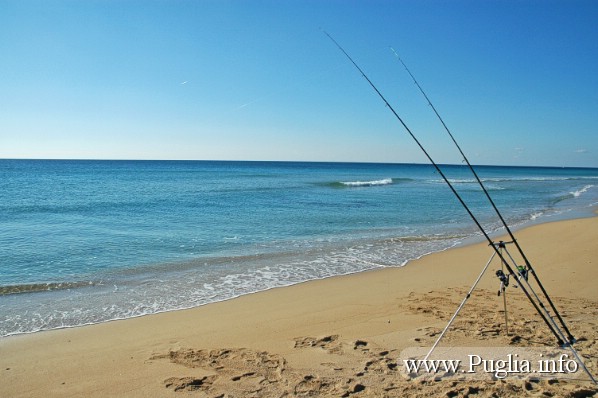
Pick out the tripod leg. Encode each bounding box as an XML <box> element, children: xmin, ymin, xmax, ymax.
<box><xmin>423</xmin><ymin>251</ymin><xmax>497</xmax><ymax>361</ymax></box>
<box><xmin>500</xmin><ymin>248</ymin><xmax>509</xmax><ymax>336</ymax></box>
<box><xmin>502</xmin><ymin>284</ymin><xmax>509</xmax><ymax>336</ymax></box>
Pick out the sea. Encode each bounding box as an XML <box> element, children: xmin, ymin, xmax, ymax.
<box><xmin>1</xmin><ymin>159</ymin><xmax>597</xmax><ymax>337</ymax></box>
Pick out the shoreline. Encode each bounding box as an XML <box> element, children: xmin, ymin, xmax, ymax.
<box><xmin>4</xmin><ymin>207</ymin><xmax>595</xmax><ymax>339</ymax></box>
<box><xmin>1</xmin><ymin>214</ymin><xmax>597</xmax><ymax>397</ymax></box>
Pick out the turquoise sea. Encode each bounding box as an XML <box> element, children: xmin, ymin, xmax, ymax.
<box><xmin>1</xmin><ymin>159</ymin><xmax>597</xmax><ymax>337</ymax></box>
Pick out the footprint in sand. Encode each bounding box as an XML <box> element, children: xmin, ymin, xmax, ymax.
<box><xmin>293</xmin><ymin>335</ymin><xmax>343</xmax><ymax>354</ymax></box>
<box><xmin>154</xmin><ymin>347</ymin><xmax>287</xmax><ymax>396</ymax></box>
<box><xmin>164</xmin><ymin>375</ymin><xmax>216</xmax><ymax>392</ymax></box>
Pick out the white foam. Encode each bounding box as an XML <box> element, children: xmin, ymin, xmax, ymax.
<box><xmin>341</xmin><ymin>178</ymin><xmax>393</xmax><ymax>187</ymax></box>
<box><xmin>571</xmin><ymin>184</ymin><xmax>594</xmax><ymax>198</ymax></box>
<box><xmin>530</xmin><ymin>212</ymin><xmax>543</xmax><ymax>221</ymax></box>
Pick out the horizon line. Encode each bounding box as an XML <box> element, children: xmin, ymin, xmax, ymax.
<box><xmin>1</xmin><ymin>157</ymin><xmax>597</xmax><ymax>170</ymax></box>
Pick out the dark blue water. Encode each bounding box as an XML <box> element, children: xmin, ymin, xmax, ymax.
<box><xmin>1</xmin><ymin>160</ymin><xmax>596</xmax><ymax>336</ymax></box>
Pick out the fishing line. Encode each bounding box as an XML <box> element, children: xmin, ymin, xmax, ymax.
<box><xmin>389</xmin><ymin>47</ymin><xmax>575</xmax><ymax>343</ymax></box>
<box><xmin>322</xmin><ymin>30</ymin><xmax>564</xmax><ymax>345</ymax></box>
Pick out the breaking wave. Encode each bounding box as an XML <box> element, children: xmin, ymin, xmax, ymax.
<box><xmin>325</xmin><ymin>178</ymin><xmax>412</xmax><ymax>188</ymax></box>
<box><xmin>341</xmin><ymin>178</ymin><xmax>393</xmax><ymax>187</ymax></box>
<box><xmin>571</xmin><ymin>184</ymin><xmax>594</xmax><ymax>198</ymax></box>
<box><xmin>0</xmin><ymin>281</ymin><xmax>97</xmax><ymax>296</ymax></box>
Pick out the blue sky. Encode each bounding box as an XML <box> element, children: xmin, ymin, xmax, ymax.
<box><xmin>1</xmin><ymin>0</ymin><xmax>597</xmax><ymax>167</ymax></box>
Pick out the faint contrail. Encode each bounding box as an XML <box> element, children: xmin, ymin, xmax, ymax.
<box><xmin>235</xmin><ymin>98</ymin><xmax>260</xmax><ymax>110</ymax></box>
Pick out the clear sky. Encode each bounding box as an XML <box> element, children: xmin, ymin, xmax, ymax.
<box><xmin>1</xmin><ymin>0</ymin><xmax>597</xmax><ymax>167</ymax></box>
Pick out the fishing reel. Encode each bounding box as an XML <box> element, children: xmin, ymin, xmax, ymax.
<box><xmin>495</xmin><ymin>269</ymin><xmax>509</xmax><ymax>296</ymax></box>
<box><xmin>516</xmin><ymin>265</ymin><xmax>529</xmax><ymax>281</ymax></box>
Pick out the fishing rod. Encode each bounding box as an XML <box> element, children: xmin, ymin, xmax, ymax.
<box><xmin>322</xmin><ymin>30</ymin><xmax>564</xmax><ymax>345</ymax></box>
<box><xmin>389</xmin><ymin>47</ymin><xmax>575</xmax><ymax>344</ymax></box>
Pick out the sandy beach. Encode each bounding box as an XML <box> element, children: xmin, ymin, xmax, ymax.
<box><xmin>1</xmin><ymin>215</ymin><xmax>597</xmax><ymax>397</ymax></box>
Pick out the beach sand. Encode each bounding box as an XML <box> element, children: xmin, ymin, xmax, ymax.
<box><xmin>1</xmin><ymin>215</ymin><xmax>597</xmax><ymax>397</ymax></box>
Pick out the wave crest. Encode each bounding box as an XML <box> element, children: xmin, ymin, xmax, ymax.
<box><xmin>0</xmin><ymin>281</ymin><xmax>96</xmax><ymax>296</ymax></box>
<box><xmin>571</xmin><ymin>184</ymin><xmax>594</xmax><ymax>198</ymax></box>
<box><xmin>340</xmin><ymin>178</ymin><xmax>393</xmax><ymax>187</ymax></box>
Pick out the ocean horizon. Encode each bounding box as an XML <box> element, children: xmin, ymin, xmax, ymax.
<box><xmin>1</xmin><ymin>159</ymin><xmax>597</xmax><ymax>337</ymax></box>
